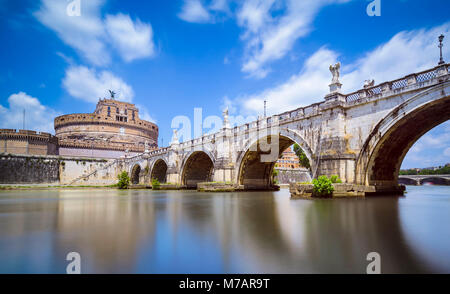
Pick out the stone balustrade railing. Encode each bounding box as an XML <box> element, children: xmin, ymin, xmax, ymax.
<box><xmin>69</xmin><ymin>149</ymin><xmax>158</xmax><ymax>185</ymax></box>
<box><xmin>345</xmin><ymin>63</ymin><xmax>448</xmax><ymax>103</ymax></box>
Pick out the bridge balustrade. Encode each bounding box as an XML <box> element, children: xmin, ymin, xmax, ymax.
<box><xmin>345</xmin><ymin>64</ymin><xmax>448</xmax><ymax>103</ymax></box>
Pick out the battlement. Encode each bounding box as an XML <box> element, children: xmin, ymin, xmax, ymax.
<box><xmin>0</xmin><ymin>129</ymin><xmax>58</xmax><ymax>143</ymax></box>
<box><xmin>54</xmin><ymin>113</ymin><xmax>158</xmax><ymax>133</ymax></box>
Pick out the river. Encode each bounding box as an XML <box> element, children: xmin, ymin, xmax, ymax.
<box><xmin>0</xmin><ymin>186</ymin><xmax>448</xmax><ymax>274</ymax></box>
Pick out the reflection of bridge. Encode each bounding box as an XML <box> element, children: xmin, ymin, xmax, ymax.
<box><xmin>70</xmin><ymin>63</ymin><xmax>450</xmax><ymax>194</ymax></box>
<box><xmin>398</xmin><ymin>175</ymin><xmax>450</xmax><ymax>186</ymax></box>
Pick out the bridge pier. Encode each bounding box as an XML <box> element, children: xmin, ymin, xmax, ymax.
<box><xmin>167</xmin><ymin>172</ymin><xmax>180</xmax><ymax>185</ymax></box>
<box><xmin>212</xmin><ymin>165</ymin><xmax>234</xmax><ymax>183</ymax></box>
<box><xmin>317</xmin><ymin>155</ymin><xmax>356</xmax><ymax>184</ymax></box>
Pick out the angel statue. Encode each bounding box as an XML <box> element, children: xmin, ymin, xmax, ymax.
<box><xmin>364</xmin><ymin>79</ymin><xmax>375</xmax><ymax>88</ymax></box>
<box><xmin>222</xmin><ymin>107</ymin><xmax>229</xmax><ymax>118</ymax></box>
<box><xmin>329</xmin><ymin>62</ymin><xmax>341</xmax><ymax>84</ymax></box>
<box><xmin>171</xmin><ymin>129</ymin><xmax>179</xmax><ymax>145</ymax></box>
<box><xmin>222</xmin><ymin>107</ymin><xmax>230</xmax><ymax>128</ymax></box>
<box><xmin>108</xmin><ymin>90</ymin><xmax>116</xmax><ymax>99</ymax></box>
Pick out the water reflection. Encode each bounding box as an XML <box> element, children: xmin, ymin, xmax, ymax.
<box><xmin>0</xmin><ymin>186</ymin><xmax>448</xmax><ymax>273</ymax></box>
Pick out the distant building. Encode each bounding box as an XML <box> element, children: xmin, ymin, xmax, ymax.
<box><xmin>276</xmin><ymin>148</ymin><xmax>302</xmax><ymax>169</ymax></box>
<box><xmin>54</xmin><ymin>99</ymin><xmax>158</xmax><ymax>159</ymax></box>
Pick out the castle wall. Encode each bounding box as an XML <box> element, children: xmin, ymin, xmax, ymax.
<box><xmin>0</xmin><ymin>129</ymin><xmax>58</xmax><ymax>156</ymax></box>
<box><xmin>58</xmin><ymin>147</ymin><xmax>140</xmax><ymax>159</ymax></box>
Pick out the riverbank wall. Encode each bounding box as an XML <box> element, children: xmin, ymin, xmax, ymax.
<box><xmin>0</xmin><ymin>153</ymin><xmax>116</xmax><ymax>185</ymax></box>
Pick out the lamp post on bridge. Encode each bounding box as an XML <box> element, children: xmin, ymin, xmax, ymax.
<box><xmin>438</xmin><ymin>34</ymin><xmax>445</xmax><ymax>65</ymax></box>
<box><xmin>264</xmin><ymin>100</ymin><xmax>267</xmax><ymax>118</ymax></box>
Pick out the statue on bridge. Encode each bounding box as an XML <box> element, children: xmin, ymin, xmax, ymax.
<box><xmin>223</xmin><ymin>107</ymin><xmax>231</xmax><ymax>129</ymax></box>
<box><xmin>328</xmin><ymin>62</ymin><xmax>342</xmax><ymax>93</ymax></box>
<box><xmin>364</xmin><ymin>79</ymin><xmax>375</xmax><ymax>88</ymax></box>
<box><xmin>329</xmin><ymin>62</ymin><xmax>341</xmax><ymax>84</ymax></box>
<box><xmin>171</xmin><ymin>129</ymin><xmax>179</xmax><ymax>145</ymax></box>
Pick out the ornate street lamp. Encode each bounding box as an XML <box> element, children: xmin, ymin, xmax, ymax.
<box><xmin>438</xmin><ymin>34</ymin><xmax>445</xmax><ymax>65</ymax></box>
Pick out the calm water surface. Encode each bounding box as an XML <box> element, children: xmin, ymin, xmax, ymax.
<box><xmin>0</xmin><ymin>186</ymin><xmax>449</xmax><ymax>274</ymax></box>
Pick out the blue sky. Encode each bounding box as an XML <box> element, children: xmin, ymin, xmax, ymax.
<box><xmin>0</xmin><ymin>0</ymin><xmax>449</xmax><ymax>168</ymax></box>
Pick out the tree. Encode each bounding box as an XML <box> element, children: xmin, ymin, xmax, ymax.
<box><xmin>117</xmin><ymin>171</ymin><xmax>130</xmax><ymax>189</ymax></box>
<box><xmin>152</xmin><ymin>178</ymin><xmax>161</xmax><ymax>190</ymax></box>
<box><xmin>312</xmin><ymin>176</ymin><xmax>334</xmax><ymax>197</ymax></box>
<box><xmin>293</xmin><ymin>144</ymin><xmax>311</xmax><ymax>169</ymax></box>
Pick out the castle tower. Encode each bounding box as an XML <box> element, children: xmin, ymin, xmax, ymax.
<box><xmin>54</xmin><ymin>99</ymin><xmax>158</xmax><ymax>158</ymax></box>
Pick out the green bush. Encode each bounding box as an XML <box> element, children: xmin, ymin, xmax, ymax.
<box><xmin>152</xmin><ymin>178</ymin><xmax>161</xmax><ymax>190</ymax></box>
<box><xmin>117</xmin><ymin>171</ymin><xmax>130</xmax><ymax>189</ymax></box>
<box><xmin>330</xmin><ymin>175</ymin><xmax>342</xmax><ymax>184</ymax></box>
<box><xmin>312</xmin><ymin>176</ymin><xmax>334</xmax><ymax>197</ymax></box>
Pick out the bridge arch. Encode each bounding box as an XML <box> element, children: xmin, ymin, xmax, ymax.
<box><xmin>181</xmin><ymin>150</ymin><xmax>215</xmax><ymax>189</ymax></box>
<box><xmin>130</xmin><ymin>164</ymin><xmax>142</xmax><ymax>185</ymax></box>
<box><xmin>398</xmin><ymin>177</ymin><xmax>419</xmax><ymax>186</ymax></box>
<box><xmin>419</xmin><ymin>177</ymin><xmax>450</xmax><ymax>186</ymax></box>
<box><xmin>355</xmin><ymin>81</ymin><xmax>450</xmax><ymax>187</ymax></box>
<box><xmin>150</xmin><ymin>158</ymin><xmax>168</xmax><ymax>183</ymax></box>
<box><xmin>236</xmin><ymin>129</ymin><xmax>313</xmax><ymax>190</ymax></box>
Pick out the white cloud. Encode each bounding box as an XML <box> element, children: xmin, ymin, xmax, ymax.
<box><xmin>176</xmin><ymin>0</ymin><xmax>350</xmax><ymax>78</ymax></box>
<box><xmin>237</xmin><ymin>0</ymin><xmax>275</xmax><ymax>35</ymax></box>
<box><xmin>62</xmin><ymin>65</ymin><xmax>134</xmax><ymax>103</ymax></box>
<box><xmin>136</xmin><ymin>104</ymin><xmax>157</xmax><ymax>123</ymax></box>
<box><xmin>35</xmin><ymin>0</ymin><xmax>109</xmax><ymax>66</ymax></box>
<box><xmin>402</xmin><ymin>122</ymin><xmax>450</xmax><ymax>168</ymax></box>
<box><xmin>177</xmin><ymin>0</ymin><xmax>231</xmax><ymax>24</ymax></box>
<box><xmin>231</xmin><ymin>47</ymin><xmax>337</xmax><ymax>115</ymax></box>
<box><xmin>341</xmin><ymin>23</ymin><xmax>450</xmax><ymax>92</ymax></box>
<box><xmin>178</xmin><ymin>0</ymin><xmax>212</xmax><ymax>23</ymax></box>
<box><xmin>209</xmin><ymin>0</ymin><xmax>231</xmax><ymax>13</ymax></box>
<box><xmin>228</xmin><ymin>22</ymin><xmax>450</xmax><ymax>116</ymax></box>
<box><xmin>0</xmin><ymin>92</ymin><xmax>61</xmax><ymax>134</ymax></box>
<box><xmin>409</xmin><ymin>130</ymin><xmax>450</xmax><ymax>154</ymax></box>
<box><xmin>34</xmin><ymin>0</ymin><xmax>156</xmax><ymax>65</ymax></box>
<box><xmin>105</xmin><ymin>13</ymin><xmax>156</xmax><ymax>62</ymax></box>
<box><xmin>237</xmin><ymin>0</ymin><xmax>350</xmax><ymax>78</ymax></box>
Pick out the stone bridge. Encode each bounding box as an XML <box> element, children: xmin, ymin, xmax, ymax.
<box><xmin>70</xmin><ymin>63</ymin><xmax>450</xmax><ymax>194</ymax></box>
<box><xmin>398</xmin><ymin>175</ymin><xmax>450</xmax><ymax>186</ymax></box>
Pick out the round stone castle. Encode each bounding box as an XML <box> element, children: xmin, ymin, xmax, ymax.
<box><xmin>54</xmin><ymin>98</ymin><xmax>158</xmax><ymax>158</ymax></box>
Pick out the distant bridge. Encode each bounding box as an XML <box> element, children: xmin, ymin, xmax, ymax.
<box><xmin>68</xmin><ymin>63</ymin><xmax>450</xmax><ymax>194</ymax></box>
<box><xmin>398</xmin><ymin>175</ymin><xmax>450</xmax><ymax>186</ymax></box>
